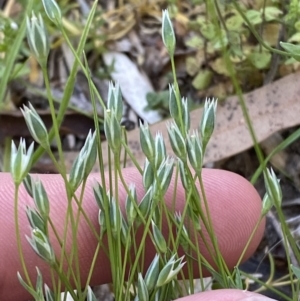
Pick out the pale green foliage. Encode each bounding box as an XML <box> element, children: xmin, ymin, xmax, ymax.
<box><xmin>12</xmin><ymin>1</ymin><xmax>294</xmax><ymax>300</ymax></box>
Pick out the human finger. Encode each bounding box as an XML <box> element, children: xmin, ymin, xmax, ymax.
<box><xmin>176</xmin><ymin>289</ymin><xmax>276</xmax><ymax>301</ymax></box>
<box><xmin>0</xmin><ymin>168</ymin><xmax>265</xmax><ymax>301</ymax></box>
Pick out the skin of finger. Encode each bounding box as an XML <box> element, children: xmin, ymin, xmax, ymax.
<box><xmin>176</xmin><ymin>289</ymin><xmax>277</xmax><ymax>301</ymax></box>
<box><xmin>0</xmin><ymin>168</ymin><xmax>265</xmax><ymax>301</ymax></box>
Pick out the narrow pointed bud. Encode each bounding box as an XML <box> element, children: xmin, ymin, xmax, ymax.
<box><xmin>140</xmin><ymin>121</ymin><xmax>155</xmax><ymax>163</ymax></box>
<box><xmin>69</xmin><ymin>130</ymin><xmax>97</xmax><ymax>179</ymax></box>
<box><xmin>69</xmin><ymin>153</ymin><xmax>86</xmax><ymax>191</ymax></box>
<box><xmin>23</xmin><ymin>174</ymin><xmax>34</xmax><ymax>198</ymax></box>
<box><xmin>104</xmin><ymin>109</ymin><xmax>122</xmax><ymax>153</ymax></box>
<box><xmin>234</xmin><ymin>266</ymin><xmax>243</xmax><ymax>289</ymax></box>
<box><xmin>93</xmin><ymin>182</ymin><xmax>107</xmax><ymax>211</ymax></box>
<box><xmin>152</xmin><ymin>205</ymin><xmax>161</xmax><ymax>225</ymax></box>
<box><xmin>26</xmin><ymin>206</ymin><xmax>46</xmax><ymax>233</ymax></box>
<box><xmin>21</xmin><ymin>103</ymin><xmax>49</xmax><ymax>148</ymax></box>
<box><xmin>264</xmin><ymin>168</ymin><xmax>282</xmax><ymax>207</ymax></box>
<box><xmin>138</xmin><ymin>273</ymin><xmax>149</xmax><ymax>301</ymax></box>
<box><xmin>152</xmin><ymin>220</ymin><xmax>167</xmax><ymax>253</ymax></box>
<box><xmin>42</xmin><ymin>0</ymin><xmax>62</xmax><ymax>25</ymax></box>
<box><xmin>187</xmin><ymin>131</ymin><xmax>203</xmax><ymax>175</ymax></box>
<box><xmin>157</xmin><ymin>254</ymin><xmax>185</xmax><ymax>287</ymax></box>
<box><xmin>35</xmin><ymin>267</ymin><xmax>44</xmax><ymax>299</ymax></box>
<box><xmin>154</xmin><ymin>157</ymin><xmax>174</xmax><ymax>195</ymax></box>
<box><xmin>154</xmin><ymin>132</ymin><xmax>166</xmax><ymax>168</ymax></box>
<box><xmin>169</xmin><ymin>85</ymin><xmax>181</xmax><ymax>128</ymax></box>
<box><xmin>200</xmin><ymin>98</ymin><xmax>217</xmax><ymax>150</ymax></box>
<box><xmin>11</xmin><ymin>139</ymin><xmax>34</xmax><ymax>185</ymax></box>
<box><xmin>178</xmin><ymin>159</ymin><xmax>189</xmax><ymax>190</ymax></box>
<box><xmin>18</xmin><ymin>268</ymin><xmax>44</xmax><ymax>300</ymax></box>
<box><xmin>98</xmin><ymin>210</ymin><xmax>107</xmax><ymax>239</ymax></box>
<box><xmin>144</xmin><ymin>254</ymin><xmax>160</xmax><ymax>292</ymax></box>
<box><xmin>44</xmin><ymin>284</ymin><xmax>55</xmax><ymax>301</ymax></box>
<box><xmin>26</xmin><ymin>12</ymin><xmax>49</xmax><ymax>67</ymax></box>
<box><xmin>120</xmin><ymin>215</ymin><xmax>131</xmax><ymax>247</ymax></box>
<box><xmin>126</xmin><ymin>185</ymin><xmax>138</xmax><ymax>225</ymax></box>
<box><xmin>182</xmin><ymin>97</ymin><xmax>190</xmax><ymax>132</ymax></box>
<box><xmin>137</xmin><ymin>186</ymin><xmax>153</xmax><ymax>226</ymax></box>
<box><xmin>26</xmin><ymin>228</ymin><xmax>56</xmax><ymax>265</ymax></box>
<box><xmin>107</xmin><ymin>82</ymin><xmax>123</xmax><ymax>122</ymax></box>
<box><xmin>32</xmin><ymin>179</ymin><xmax>50</xmax><ymax>218</ymax></box>
<box><xmin>143</xmin><ymin>159</ymin><xmax>154</xmax><ymax>190</ymax></box>
<box><xmin>109</xmin><ymin>195</ymin><xmax>122</xmax><ymax>239</ymax></box>
<box><xmin>162</xmin><ymin>9</ymin><xmax>176</xmax><ymax>56</ymax></box>
<box><xmin>83</xmin><ymin>131</ymin><xmax>97</xmax><ymax>173</ymax></box>
<box><xmin>167</xmin><ymin>122</ymin><xmax>186</xmax><ymax>161</ymax></box>
<box><xmin>261</xmin><ymin>193</ymin><xmax>273</xmax><ymax>216</ymax></box>
<box><xmin>69</xmin><ymin>131</ymin><xmax>97</xmax><ymax>190</ymax></box>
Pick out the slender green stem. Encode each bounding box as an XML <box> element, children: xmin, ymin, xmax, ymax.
<box><xmin>52</xmin><ymin>262</ymin><xmax>79</xmax><ymax>301</ymax></box>
<box><xmin>83</xmin><ymin>242</ymin><xmax>101</xmax><ymax>298</ymax></box>
<box><xmin>41</xmin><ymin>67</ymin><xmax>66</xmax><ymax>176</ymax></box>
<box><xmin>121</xmin><ymin>141</ymin><xmax>143</xmax><ymax>174</ymax></box>
<box><xmin>113</xmin><ymin>153</ymin><xmax>122</xmax><ymax>299</ymax></box>
<box><xmin>48</xmin><ymin>150</ymin><xmax>103</xmax><ymax>243</ymax></box>
<box><xmin>54</xmin><ymin>178</ymin><xmax>78</xmax><ymax>296</ymax></box>
<box><xmin>118</xmin><ymin>223</ymin><xmax>132</xmax><ymax>301</ymax></box>
<box><xmin>170</xmin><ymin>56</ymin><xmax>185</xmax><ymax>136</ymax></box>
<box><xmin>198</xmin><ymin>174</ymin><xmax>230</xmax><ymax>283</ymax></box>
<box><xmin>59</xmin><ymin>18</ymin><xmax>106</xmax><ymax>111</ymax></box>
<box><xmin>234</xmin><ymin>215</ymin><xmax>264</xmax><ymax>268</ymax></box>
<box><xmin>193</xmin><ymin>224</ymin><xmax>205</xmax><ymax>291</ymax></box>
<box><xmin>14</xmin><ymin>184</ymin><xmax>33</xmax><ymax>288</ymax></box>
<box><xmin>31</xmin><ymin>1</ymin><xmax>98</xmax><ymax>168</ymax></box>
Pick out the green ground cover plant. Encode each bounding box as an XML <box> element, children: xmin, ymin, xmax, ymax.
<box><xmin>3</xmin><ymin>0</ymin><xmax>300</xmax><ymax>300</ymax></box>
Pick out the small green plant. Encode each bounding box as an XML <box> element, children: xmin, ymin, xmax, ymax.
<box><xmin>9</xmin><ymin>0</ymin><xmax>300</xmax><ymax>301</ymax></box>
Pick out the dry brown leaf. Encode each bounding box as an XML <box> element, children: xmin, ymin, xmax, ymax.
<box><xmin>91</xmin><ymin>72</ymin><xmax>300</xmax><ymax>171</ymax></box>
<box><xmin>103</xmin><ymin>51</ymin><xmax>162</xmax><ymax>123</ymax></box>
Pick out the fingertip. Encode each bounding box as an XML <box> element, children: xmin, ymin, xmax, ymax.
<box><xmin>176</xmin><ymin>289</ymin><xmax>277</xmax><ymax>301</ymax></box>
<box><xmin>201</xmin><ymin>169</ymin><xmax>265</xmax><ymax>265</ymax></box>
